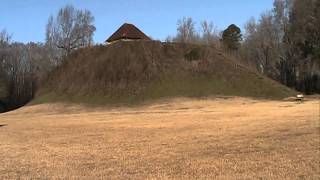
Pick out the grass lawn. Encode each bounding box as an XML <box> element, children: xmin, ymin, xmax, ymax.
<box><xmin>0</xmin><ymin>97</ymin><xmax>319</xmax><ymax>179</ymax></box>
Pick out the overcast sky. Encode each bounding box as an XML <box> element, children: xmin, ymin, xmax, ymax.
<box><xmin>0</xmin><ymin>0</ymin><xmax>274</xmax><ymax>43</ymax></box>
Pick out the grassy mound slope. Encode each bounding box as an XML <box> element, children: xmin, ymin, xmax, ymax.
<box><xmin>35</xmin><ymin>41</ymin><xmax>295</xmax><ymax>105</ymax></box>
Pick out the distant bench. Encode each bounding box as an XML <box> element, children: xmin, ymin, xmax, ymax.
<box><xmin>296</xmin><ymin>94</ymin><xmax>304</xmax><ymax>101</ymax></box>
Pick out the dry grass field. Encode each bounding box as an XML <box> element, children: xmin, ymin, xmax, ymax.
<box><xmin>0</xmin><ymin>97</ymin><xmax>319</xmax><ymax>179</ymax></box>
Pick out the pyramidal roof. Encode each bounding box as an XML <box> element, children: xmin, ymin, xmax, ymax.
<box><xmin>106</xmin><ymin>23</ymin><xmax>151</xmax><ymax>43</ymax></box>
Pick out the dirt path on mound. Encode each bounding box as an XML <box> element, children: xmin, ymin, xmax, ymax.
<box><xmin>0</xmin><ymin>97</ymin><xmax>319</xmax><ymax>179</ymax></box>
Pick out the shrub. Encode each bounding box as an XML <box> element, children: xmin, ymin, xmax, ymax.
<box><xmin>185</xmin><ymin>48</ymin><xmax>201</xmax><ymax>61</ymax></box>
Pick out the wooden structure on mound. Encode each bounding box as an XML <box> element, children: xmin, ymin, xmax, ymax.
<box><xmin>106</xmin><ymin>23</ymin><xmax>151</xmax><ymax>43</ymax></box>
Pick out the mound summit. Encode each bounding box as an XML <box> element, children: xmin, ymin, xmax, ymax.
<box><xmin>36</xmin><ymin>40</ymin><xmax>295</xmax><ymax>105</ymax></box>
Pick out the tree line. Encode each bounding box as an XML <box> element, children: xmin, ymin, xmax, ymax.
<box><xmin>167</xmin><ymin>0</ymin><xmax>319</xmax><ymax>94</ymax></box>
<box><xmin>0</xmin><ymin>5</ymin><xmax>96</xmax><ymax>112</ymax></box>
<box><xmin>241</xmin><ymin>0</ymin><xmax>319</xmax><ymax>94</ymax></box>
<box><xmin>0</xmin><ymin>0</ymin><xmax>319</xmax><ymax>112</ymax></box>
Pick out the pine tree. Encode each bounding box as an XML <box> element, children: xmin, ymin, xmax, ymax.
<box><xmin>222</xmin><ymin>24</ymin><xmax>242</xmax><ymax>50</ymax></box>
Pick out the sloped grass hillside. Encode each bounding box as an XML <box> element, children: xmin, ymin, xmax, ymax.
<box><xmin>35</xmin><ymin>41</ymin><xmax>295</xmax><ymax>105</ymax></box>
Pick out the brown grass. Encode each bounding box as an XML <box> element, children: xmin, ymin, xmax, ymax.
<box><xmin>38</xmin><ymin>41</ymin><xmax>295</xmax><ymax>100</ymax></box>
<box><xmin>0</xmin><ymin>97</ymin><xmax>319</xmax><ymax>179</ymax></box>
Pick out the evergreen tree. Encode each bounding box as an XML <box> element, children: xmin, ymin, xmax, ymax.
<box><xmin>222</xmin><ymin>24</ymin><xmax>242</xmax><ymax>50</ymax></box>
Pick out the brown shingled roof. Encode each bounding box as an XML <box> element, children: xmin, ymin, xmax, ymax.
<box><xmin>106</xmin><ymin>23</ymin><xmax>151</xmax><ymax>43</ymax></box>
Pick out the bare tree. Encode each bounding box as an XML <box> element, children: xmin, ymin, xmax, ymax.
<box><xmin>0</xmin><ymin>29</ymin><xmax>11</xmax><ymax>104</ymax></box>
<box><xmin>0</xmin><ymin>29</ymin><xmax>54</xmax><ymax>111</ymax></box>
<box><xmin>241</xmin><ymin>0</ymin><xmax>319</xmax><ymax>93</ymax></box>
<box><xmin>0</xmin><ymin>29</ymin><xmax>12</xmax><ymax>67</ymax></box>
<box><xmin>175</xmin><ymin>17</ymin><xmax>198</xmax><ymax>43</ymax></box>
<box><xmin>1</xmin><ymin>5</ymin><xmax>97</xmax><ymax>111</ymax></box>
<box><xmin>165</xmin><ymin>35</ymin><xmax>173</xmax><ymax>43</ymax></box>
<box><xmin>200</xmin><ymin>20</ymin><xmax>219</xmax><ymax>46</ymax></box>
<box><xmin>1</xmin><ymin>42</ymin><xmax>51</xmax><ymax>109</ymax></box>
<box><xmin>0</xmin><ymin>29</ymin><xmax>11</xmax><ymax>45</ymax></box>
<box><xmin>46</xmin><ymin>5</ymin><xmax>96</xmax><ymax>56</ymax></box>
<box><xmin>169</xmin><ymin>18</ymin><xmax>221</xmax><ymax>45</ymax></box>
<box><xmin>242</xmin><ymin>11</ymin><xmax>282</xmax><ymax>77</ymax></box>
<box><xmin>284</xmin><ymin>0</ymin><xmax>320</xmax><ymax>93</ymax></box>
